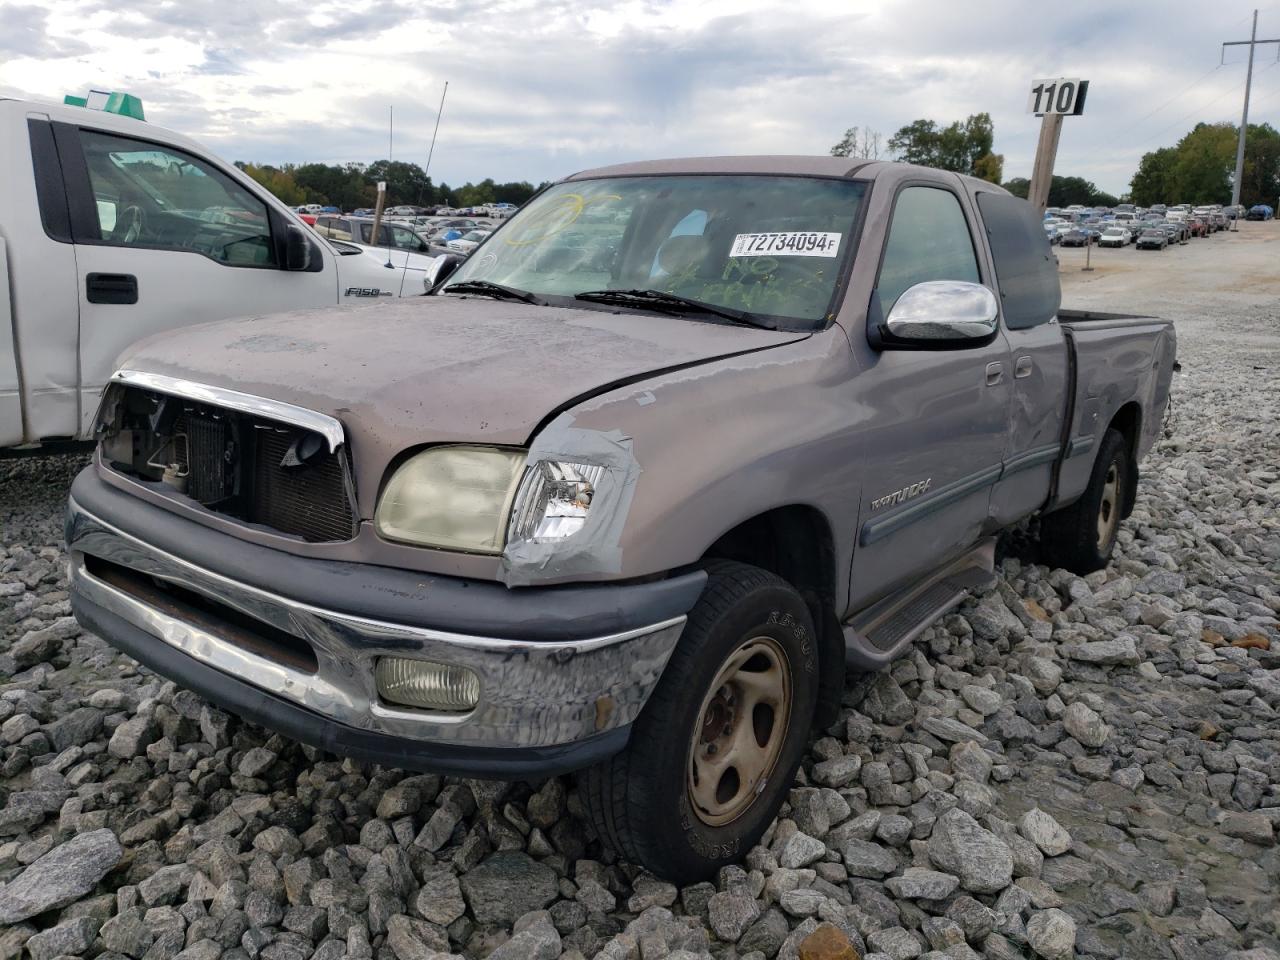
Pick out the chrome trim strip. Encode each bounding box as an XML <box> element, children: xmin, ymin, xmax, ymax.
<box><xmin>111</xmin><ymin>370</ymin><xmax>346</xmax><ymax>453</ymax></box>
<box><xmin>68</xmin><ymin>500</ymin><xmax>685</xmax><ymax>748</ymax></box>
<box><xmin>1066</xmin><ymin>435</ymin><xmax>1096</xmax><ymax>458</ymax></box>
<box><xmin>1000</xmin><ymin>442</ymin><xmax>1061</xmax><ymax>477</ymax></box>
<box><xmin>860</xmin><ymin>464</ymin><xmax>1002</xmax><ymax>547</ymax></box>
<box><xmin>860</xmin><ymin>439</ymin><xmax>1077</xmax><ymax>547</ymax></box>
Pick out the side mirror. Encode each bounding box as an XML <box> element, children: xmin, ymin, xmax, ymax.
<box><xmin>424</xmin><ymin>254</ymin><xmax>462</xmax><ymax>292</ymax></box>
<box><xmin>873</xmin><ymin>280</ymin><xmax>998</xmax><ymax>348</ymax></box>
<box><xmin>284</xmin><ymin>223</ymin><xmax>313</xmax><ymax>271</ymax></box>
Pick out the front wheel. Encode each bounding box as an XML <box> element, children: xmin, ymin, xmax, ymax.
<box><xmin>581</xmin><ymin>561</ymin><xmax>819</xmax><ymax>883</ymax></box>
<box><xmin>1038</xmin><ymin>428</ymin><xmax>1132</xmax><ymax>574</ymax></box>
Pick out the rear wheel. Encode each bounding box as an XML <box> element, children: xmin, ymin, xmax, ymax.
<box><xmin>1038</xmin><ymin>428</ymin><xmax>1132</xmax><ymax>574</ymax></box>
<box><xmin>581</xmin><ymin>561</ymin><xmax>818</xmax><ymax>883</ymax></box>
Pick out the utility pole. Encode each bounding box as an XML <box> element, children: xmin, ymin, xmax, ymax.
<box><xmin>1222</xmin><ymin>11</ymin><xmax>1280</xmax><ymax>216</ymax></box>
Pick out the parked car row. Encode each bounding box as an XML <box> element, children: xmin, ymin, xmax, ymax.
<box><xmin>1045</xmin><ymin>205</ymin><xmax>1235</xmax><ymax>253</ymax></box>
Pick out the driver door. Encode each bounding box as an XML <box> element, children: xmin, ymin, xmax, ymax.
<box><xmin>55</xmin><ymin>124</ymin><xmax>336</xmax><ymax>434</ymax></box>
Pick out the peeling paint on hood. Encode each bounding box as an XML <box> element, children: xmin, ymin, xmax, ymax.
<box><xmin>117</xmin><ymin>296</ymin><xmax>806</xmax><ymax>511</ymax></box>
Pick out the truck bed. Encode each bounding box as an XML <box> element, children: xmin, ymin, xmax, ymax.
<box><xmin>1059</xmin><ymin>308</ymin><xmax>1163</xmax><ymax>325</ymax></box>
<box><xmin>1051</xmin><ymin>309</ymin><xmax>1176</xmax><ymax>511</ymax></box>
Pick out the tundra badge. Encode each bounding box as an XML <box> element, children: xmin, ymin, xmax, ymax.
<box><xmin>871</xmin><ymin>478</ymin><xmax>932</xmax><ymax>511</ymax></box>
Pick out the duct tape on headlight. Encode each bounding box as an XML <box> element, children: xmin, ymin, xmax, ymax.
<box><xmin>500</xmin><ymin>414</ymin><xmax>641</xmax><ymax>587</ymax></box>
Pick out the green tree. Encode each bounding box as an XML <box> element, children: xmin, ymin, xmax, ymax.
<box><xmin>455</xmin><ymin>178</ymin><xmax>497</xmax><ymax>207</ymax></box>
<box><xmin>1002</xmin><ymin>175</ymin><xmax>1114</xmax><ymax>207</ymax></box>
<box><xmin>972</xmin><ymin>152</ymin><xmax>1004</xmax><ymax>184</ymax></box>
<box><xmin>887</xmin><ymin>118</ymin><xmax>940</xmax><ymax>166</ymax></box>
<box><xmin>1129</xmin><ymin>147</ymin><xmax>1176</xmax><ymax>206</ymax></box>
<box><xmin>885</xmin><ymin>112</ymin><xmax>1003</xmax><ymax>182</ymax></box>
<box><xmin>1239</xmin><ymin>122</ymin><xmax>1280</xmax><ymax>207</ymax></box>
<box><xmin>1130</xmin><ymin>122</ymin><xmax>1280</xmax><ymax>206</ymax></box>
<box><xmin>1170</xmin><ymin>123</ymin><xmax>1236</xmax><ymax>204</ymax></box>
<box><xmin>237</xmin><ymin>163</ymin><xmax>305</xmax><ymax>206</ymax></box>
<box><xmin>291</xmin><ymin>162</ymin><xmax>373</xmax><ymax>210</ymax></box>
<box><xmin>365</xmin><ymin>159</ymin><xmax>434</xmax><ymax>206</ymax></box>
<box><xmin>1002</xmin><ymin>177</ymin><xmax>1030</xmax><ymax>199</ymax></box>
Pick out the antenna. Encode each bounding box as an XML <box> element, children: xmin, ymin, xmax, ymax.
<box><xmin>424</xmin><ymin>81</ymin><xmax>449</xmax><ymax>191</ymax></box>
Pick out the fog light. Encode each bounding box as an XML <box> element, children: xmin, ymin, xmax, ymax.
<box><xmin>375</xmin><ymin>657</ymin><xmax>480</xmax><ymax>711</ymax></box>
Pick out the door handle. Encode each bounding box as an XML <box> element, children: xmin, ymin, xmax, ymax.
<box><xmin>985</xmin><ymin>362</ymin><xmax>1003</xmax><ymax>386</ymax></box>
<box><xmin>86</xmin><ymin>273</ymin><xmax>138</xmax><ymax>305</ymax></box>
<box><xmin>1015</xmin><ymin>356</ymin><xmax>1034</xmax><ymax>379</ymax></box>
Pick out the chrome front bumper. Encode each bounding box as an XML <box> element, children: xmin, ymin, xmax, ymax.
<box><xmin>67</xmin><ymin>499</ymin><xmax>686</xmax><ymax>752</ymax></box>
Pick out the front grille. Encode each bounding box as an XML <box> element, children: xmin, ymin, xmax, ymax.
<box><xmin>252</xmin><ymin>427</ymin><xmax>357</xmax><ymax>543</ymax></box>
<box><xmin>102</xmin><ymin>386</ymin><xmax>356</xmax><ymax>543</ymax></box>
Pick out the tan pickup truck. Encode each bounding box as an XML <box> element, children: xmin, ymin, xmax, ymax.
<box><xmin>68</xmin><ymin>156</ymin><xmax>1176</xmax><ymax>880</ymax></box>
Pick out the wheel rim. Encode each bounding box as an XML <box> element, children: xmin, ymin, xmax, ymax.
<box><xmin>686</xmin><ymin>635</ymin><xmax>792</xmax><ymax>827</ymax></box>
<box><xmin>1096</xmin><ymin>462</ymin><xmax>1120</xmax><ymax>549</ymax></box>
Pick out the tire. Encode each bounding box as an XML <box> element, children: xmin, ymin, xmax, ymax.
<box><xmin>1039</xmin><ymin>428</ymin><xmax>1132</xmax><ymax>574</ymax></box>
<box><xmin>581</xmin><ymin>561</ymin><xmax>819</xmax><ymax>883</ymax></box>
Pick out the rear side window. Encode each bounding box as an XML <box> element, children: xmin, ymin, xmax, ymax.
<box><xmin>876</xmin><ymin>186</ymin><xmax>980</xmax><ymax>315</ymax></box>
<box><xmin>975</xmin><ymin>192</ymin><xmax>1061</xmax><ymax>330</ymax></box>
<box><xmin>325</xmin><ymin>219</ymin><xmax>354</xmax><ymax>241</ymax></box>
<box><xmin>79</xmin><ymin>130</ymin><xmax>276</xmax><ymax>267</ymax></box>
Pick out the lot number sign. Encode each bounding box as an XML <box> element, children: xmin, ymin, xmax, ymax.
<box><xmin>1027</xmin><ymin>78</ymin><xmax>1088</xmax><ymax>116</ymax></box>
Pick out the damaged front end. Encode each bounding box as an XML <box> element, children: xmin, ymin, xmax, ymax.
<box><xmin>94</xmin><ymin>373</ymin><xmax>357</xmax><ymax>543</ymax></box>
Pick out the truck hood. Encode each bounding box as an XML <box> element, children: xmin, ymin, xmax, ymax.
<box><xmin>117</xmin><ymin>296</ymin><xmax>806</xmax><ymax>502</ymax></box>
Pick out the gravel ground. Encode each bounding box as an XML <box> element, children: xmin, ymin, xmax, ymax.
<box><xmin>1</xmin><ymin>222</ymin><xmax>1278</xmax><ymax>960</ymax></box>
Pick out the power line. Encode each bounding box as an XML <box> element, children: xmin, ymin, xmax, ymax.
<box><xmin>1144</xmin><ymin>76</ymin><xmax>1247</xmax><ymax>143</ymax></box>
<box><xmin>1130</xmin><ymin>63</ymin><xmax>1225</xmax><ymax>128</ymax></box>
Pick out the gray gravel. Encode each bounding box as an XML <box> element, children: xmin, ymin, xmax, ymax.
<box><xmin>2</xmin><ymin>247</ymin><xmax>1278</xmax><ymax>959</ymax></box>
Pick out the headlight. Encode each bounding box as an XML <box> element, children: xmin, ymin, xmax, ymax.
<box><xmin>508</xmin><ymin>460</ymin><xmax>604</xmax><ymax>542</ymax></box>
<box><xmin>375</xmin><ymin>446</ymin><xmax>526</xmax><ymax>552</ymax></box>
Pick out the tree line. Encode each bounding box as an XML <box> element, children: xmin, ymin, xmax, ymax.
<box><xmin>234</xmin><ymin>158</ymin><xmax>547</xmax><ymax>210</ymax></box>
<box><xmin>831</xmin><ymin>113</ymin><xmax>1004</xmax><ymax>184</ymax></box>
<box><xmin>831</xmin><ymin>112</ymin><xmax>1280</xmax><ymax>208</ymax></box>
<box><xmin>830</xmin><ymin>113</ymin><xmax>1111</xmax><ymax>205</ymax></box>
<box><xmin>1129</xmin><ymin>122</ymin><xmax>1280</xmax><ymax>208</ymax></box>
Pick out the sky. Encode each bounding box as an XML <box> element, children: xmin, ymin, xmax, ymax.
<box><xmin>3</xmin><ymin>0</ymin><xmax>1280</xmax><ymax>197</ymax></box>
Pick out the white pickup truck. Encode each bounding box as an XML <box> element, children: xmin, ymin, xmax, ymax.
<box><xmin>0</xmin><ymin>95</ymin><xmax>436</xmax><ymax>451</ymax></box>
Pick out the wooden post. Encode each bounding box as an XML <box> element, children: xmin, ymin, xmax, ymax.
<box><xmin>370</xmin><ymin>181</ymin><xmax>390</xmax><ymax>265</ymax></box>
<box><xmin>1028</xmin><ymin>111</ymin><xmax>1063</xmax><ymax>212</ymax></box>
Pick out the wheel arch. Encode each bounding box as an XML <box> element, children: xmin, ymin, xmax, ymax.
<box><xmin>699</xmin><ymin>504</ymin><xmax>845</xmax><ymax>730</ymax></box>
<box><xmin>1107</xmin><ymin>401</ymin><xmax>1142</xmax><ymax>517</ymax></box>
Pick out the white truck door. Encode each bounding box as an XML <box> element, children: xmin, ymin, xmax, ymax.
<box><xmin>2</xmin><ymin>115</ymin><xmax>84</xmax><ymax>446</ymax></box>
<box><xmin>52</xmin><ymin>123</ymin><xmax>338</xmax><ymax>437</ymax></box>
<box><xmin>0</xmin><ymin>239</ymin><xmax>21</xmax><ymax>446</ymax></box>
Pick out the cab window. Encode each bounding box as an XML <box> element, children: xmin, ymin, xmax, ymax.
<box><xmin>358</xmin><ymin>223</ymin><xmax>427</xmax><ymax>250</ymax></box>
<box><xmin>876</xmin><ymin>186</ymin><xmax>980</xmax><ymax>315</ymax></box>
<box><xmin>79</xmin><ymin>131</ymin><xmax>275</xmax><ymax>266</ymax></box>
<box><xmin>324</xmin><ymin>218</ymin><xmax>354</xmax><ymax>241</ymax></box>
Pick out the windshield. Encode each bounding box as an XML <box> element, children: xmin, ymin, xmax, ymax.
<box><xmin>443</xmin><ymin>174</ymin><xmax>866</xmax><ymax>326</ymax></box>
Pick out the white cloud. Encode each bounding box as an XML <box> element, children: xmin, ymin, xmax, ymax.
<box><xmin>1</xmin><ymin>0</ymin><xmax>1275</xmax><ymax>194</ymax></box>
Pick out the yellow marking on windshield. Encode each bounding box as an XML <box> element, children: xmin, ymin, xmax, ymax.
<box><xmin>503</xmin><ymin>193</ymin><xmax>622</xmax><ymax>247</ymax></box>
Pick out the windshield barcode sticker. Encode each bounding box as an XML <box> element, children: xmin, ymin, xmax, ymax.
<box><xmin>730</xmin><ymin>232</ymin><xmax>841</xmax><ymax>257</ymax></box>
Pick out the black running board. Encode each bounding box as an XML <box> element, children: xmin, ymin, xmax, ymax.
<box><xmin>842</xmin><ymin>539</ymin><xmax>996</xmax><ymax>671</ymax></box>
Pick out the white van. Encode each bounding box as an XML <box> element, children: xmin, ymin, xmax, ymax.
<box><xmin>0</xmin><ymin>96</ymin><xmax>443</xmax><ymax>450</ymax></box>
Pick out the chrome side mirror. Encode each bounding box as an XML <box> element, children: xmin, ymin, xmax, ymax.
<box><xmin>423</xmin><ymin>254</ymin><xmax>463</xmax><ymax>293</ymax></box>
<box><xmin>883</xmin><ymin>280</ymin><xmax>999</xmax><ymax>343</ymax></box>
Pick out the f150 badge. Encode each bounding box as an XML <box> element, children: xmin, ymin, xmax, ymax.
<box><xmin>871</xmin><ymin>478</ymin><xmax>932</xmax><ymax>510</ymax></box>
<box><xmin>344</xmin><ymin>287</ymin><xmax>394</xmax><ymax>297</ymax></box>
